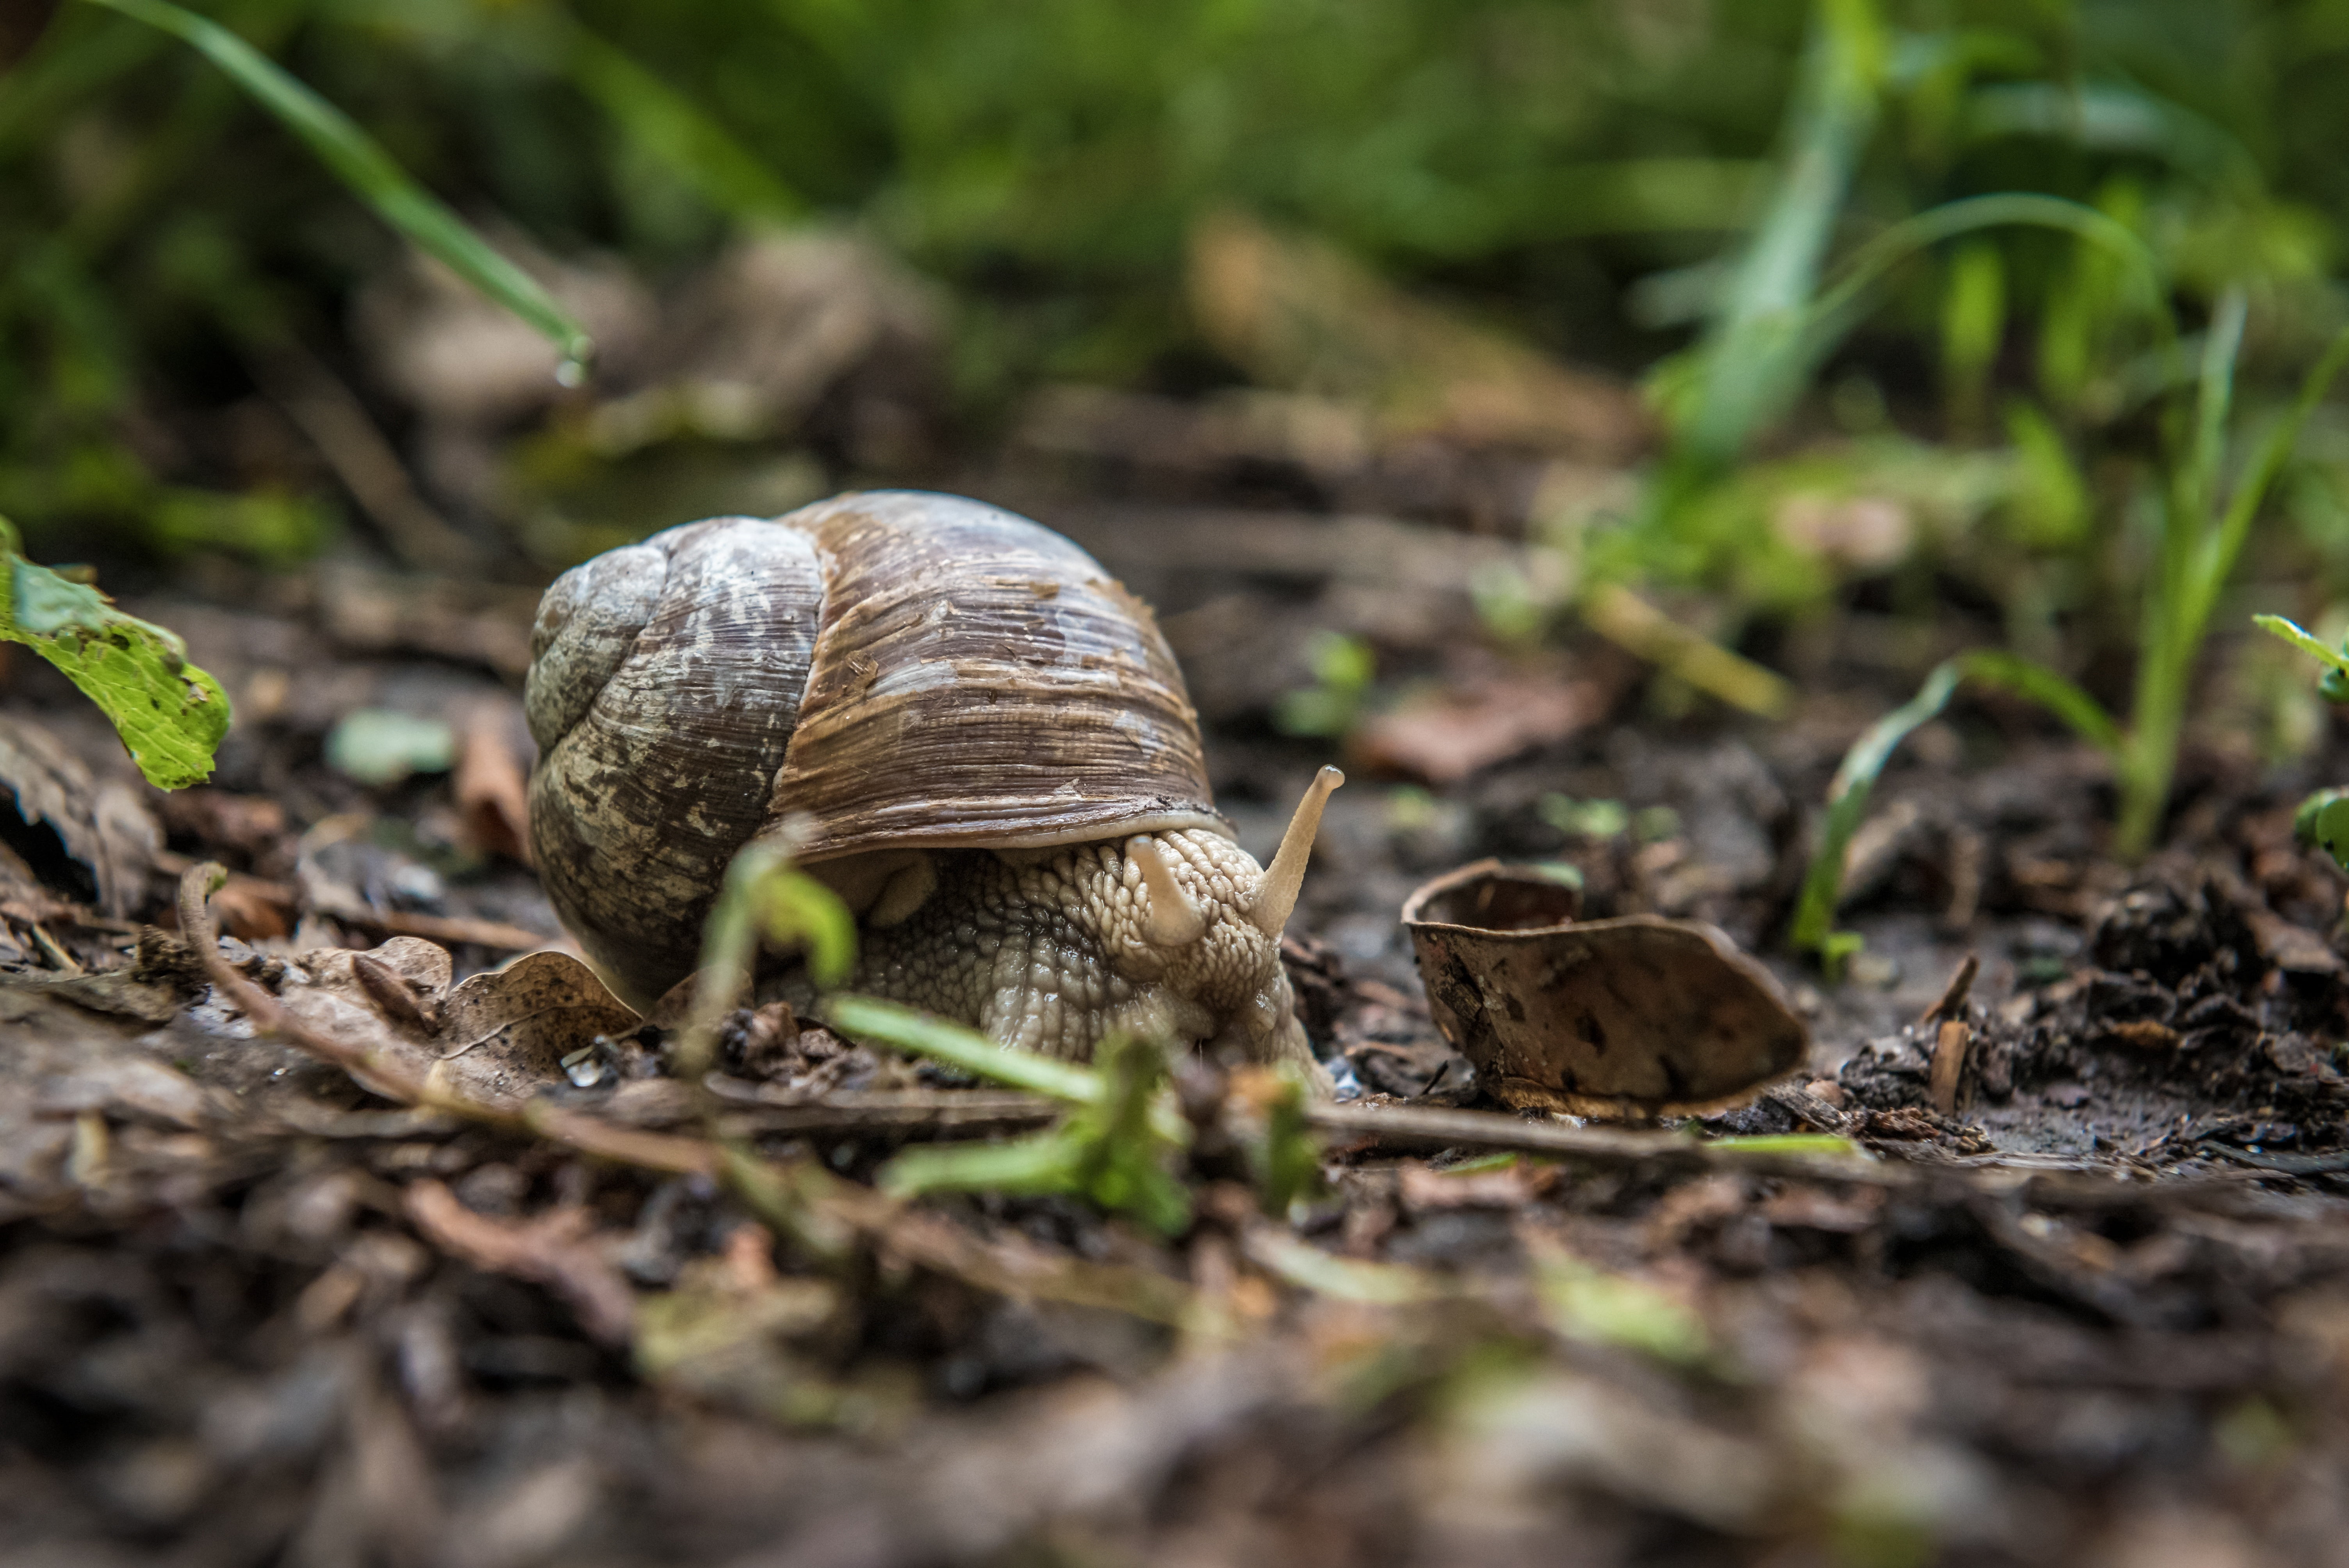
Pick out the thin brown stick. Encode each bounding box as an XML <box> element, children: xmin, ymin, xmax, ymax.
<box><xmin>404</xmin><ymin>1180</ymin><xmax>636</xmax><ymax>1346</ymax></box>
<box><xmin>1304</xmin><ymin>1101</ymin><xmax>1907</xmax><ymax>1185</ymax></box>
<box><xmin>175</xmin><ymin>862</ymin><xmax>1194</xmax><ymax>1324</ymax></box>
<box><xmin>158</xmin><ymin>852</ymin><xmax>552</xmax><ymax>952</ymax></box>
<box><xmin>1928</xmin><ymin>1019</ymin><xmax>1972</xmax><ymax>1116</ymax></box>
<box><xmin>1920</xmin><ymin>953</ymin><xmax>1981</xmax><ymax>1028</ymax></box>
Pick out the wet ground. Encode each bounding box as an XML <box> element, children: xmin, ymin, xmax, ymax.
<box><xmin>7</xmin><ymin>482</ymin><xmax>2349</xmax><ymax>1567</ymax></box>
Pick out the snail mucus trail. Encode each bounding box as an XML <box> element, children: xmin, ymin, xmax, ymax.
<box><xmin>523</xmin><ymin>491</ymin><xmax>1345</xmax><ymax>1082</ymax></box>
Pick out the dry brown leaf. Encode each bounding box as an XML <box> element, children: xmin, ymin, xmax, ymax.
<box><xmin>276</xmin><ymin>939</ymin><xmax>636</xmax><ymax>1110</ymax></box>
<box><xmin>1403</xmin><ymin>861</ymin><xmax>1808</xmax><ymax>1119</ymax></box>
<box><xmin>1354</xmin><ymin>674</ymin><xmax>1610</xmax><ymax>784</ymax></box>
<box><xmin>0</xmin><ymin>710</ymin><xmax>161</xmax><ymax>917</ymax></box>
<box><xmin>454</xmin><ymin>700</ymin><xmax>533</xmax><ymax>865</ymax></box>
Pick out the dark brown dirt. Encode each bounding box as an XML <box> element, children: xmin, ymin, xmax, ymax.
<box><xmin>9</xmin><ymin>511</ymin><xmax>2349</xmax><ymax>1567</ymax></box>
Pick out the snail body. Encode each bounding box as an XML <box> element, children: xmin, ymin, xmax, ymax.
<box><xmin>524</xmin><ymin>490</ymin><xmax>1338</xmax><ymax>1074</ymax></box>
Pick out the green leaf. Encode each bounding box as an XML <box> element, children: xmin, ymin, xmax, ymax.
<box><xmin>2254</xmin><ymin>614</ymin><xmax>2349</xmax><ymax>679</ymax></box>
<box><xmin>1704</xmin><ymin>1132</ymin><xmax>1871</xmax><ymax>1158</ymax></box>
<box><xmin>675</xmin><ymin>837</ymin><xmax>860</xmax><ymax>1081</ymax></box>
<box><xmin>0</xmin><ymin>539</ymin><xmax>228</xmax><ymax>789</ymax></box>
<box><xmin>324</xmin><ymin>709</ymin><xmax>455</xmax><ymax>787</ymax></box>
<box><xmin>756</xmin><ymin>867</ymin><xmax>857</xmax><ymax>988</ymax></box>
<box><xmin>1236</xmin><ymin>1066</ymin><xmax>1323</xmax><ymax>1218</ymax></box>
<box><xmin>82</xmin><ymin>0</ymin><xmax>592</xmax><ymax>375</ymax></box>
<box><xmin>1536</xmin><ymin>1254</ymin><xmax>1711</xmax><ymax>1366</ymax></box>
<box><xmin>2294</xmin><ymin>789</ymin><xmax>2349</xmax><ymax>871</ymax></box>
<box><xmin>874</xmin><ymin>1031</ymin><xmax>1194</xmax><ymax>1235</ymax></box>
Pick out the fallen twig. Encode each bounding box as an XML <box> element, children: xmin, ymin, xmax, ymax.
<box><xmin>1920</xmin><ymin>953</ymin><xmax>1980</xmax><ymax>1027</ymax></box>
<box><xmin>404</xmin><ymin>1180</ymin><xmax>636</xmax><ymax>1346</ymax></box>
<box><xmin>175</xmin><ymin>862</ymin><xmax>1198</xmax><ymax>1326</ymax></box>
<box><xmin>1306</xmin><ymin>1101</ymin><xmax>1898</xmax><ymax>1183</ymax></box>
<box><xmin>159</xmin><ymin>851</ymin><xmax>553</xmax><ymax>951</ymax></box>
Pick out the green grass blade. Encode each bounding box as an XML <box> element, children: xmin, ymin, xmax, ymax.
<box><xmin>1704</xmin><ymin>1133</ymin><xmax>1870</xmax><ymax>1158</ymax></box>
<box><xmin>2192</xmin><ymin>319</ymin><xmax>2349</xmax><ymax>636</ymax></box>
<box><xmin>1791</xmin><ymin>648</ymin><xmax>2123</xmax><ymax>953</ymax></box>
<box><xmin>879</xmin><ymin>1131</ymin><xmax>1084</xmax><ymax>1199</ymax></box>
<box><xmin>1807</xmin><ymin>193</ymin><xmax>2171</xmax><ymax>366</ymax></box>
<box><xmin>822</xmin><ymin>996</ymin><xmax>1106</xmax><ymax>1104</ymax></box>
<box><xmin>2187</xmin><ymin>289</ymin><xmax>2249</xmax><ymax>530</ymax></box>
<box><xmin>1952</xmin><ymin>650</ymin><xmax>2123</xmax><ymax>755</ymax></box>
<box><xmin>2254</xmin><ymin>614</ymin><xmax>2349</xmax><ymax>677</ymax></box>
<box><xmin>1789</xmin><ymin>661</ymin><xmax>1960</xmax><ymax>952</ymax></box>
<box><xmin>81</xmin><ymin>0</ymin><xmax>592</xmax><ymax>373</ymax></box>
<box><xmin>1678</xmin><ymin>0</ymin><xmax>1885</xmax><ymax>468</ymax></box>
<box><xmin>563</xmin><ymin>22</ymin><xmax>801</xmax><ymax>225</ymax></box>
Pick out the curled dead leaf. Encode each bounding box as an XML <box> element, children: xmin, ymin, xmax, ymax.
<box><xmin>276</xmin><ymin>939</ymin><xmax>638</xmax><ymax>1110</ymax></box>
<box><xmin>1402</xmin><ymin>861</ymin><xmax>1807</xmax><ymax>1119</ymax></box>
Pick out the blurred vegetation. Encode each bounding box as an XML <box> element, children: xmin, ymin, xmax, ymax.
<box><xmin>15</xmin><ymin>0</ymin><xmax>2349</xmax><ymax>779</ymax></box>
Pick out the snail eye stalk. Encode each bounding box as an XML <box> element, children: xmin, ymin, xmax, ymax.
<box><xmin>1251</xmin><ymin>766</ymin><xmax>1343</xmax><ymax>938</ymax></box>
<box><xmin>1128</xmin><ymin>835</ymin><xmax>1208</xmax><ymax>947</ymax></box>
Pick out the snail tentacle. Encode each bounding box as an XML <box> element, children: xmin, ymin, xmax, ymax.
<box><xmin>1250</xmin><ymin>766</ymin><xmax>1344</xmax><ymax>938</ymax></box>
<box><xmin>1127</xmin><ymin>834</ymin><xmax>1208</xmax><ymax>948</ymax></box>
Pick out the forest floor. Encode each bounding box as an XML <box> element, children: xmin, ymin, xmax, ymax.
<box><xmin>8</xmin><ymin>459</ymin><xmax>2349</xmax><ymax>1568</ymax></box>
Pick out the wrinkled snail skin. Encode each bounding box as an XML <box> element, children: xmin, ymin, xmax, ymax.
<box><xmin>799</xmin><ymin>829</ymin><xmax>1317</xmax><ymax>1073</ymax></box>
<box><xmin>524</xmin><ymin>490</ymin><xmax>1335</xmax><ymax>1083</ymax></box>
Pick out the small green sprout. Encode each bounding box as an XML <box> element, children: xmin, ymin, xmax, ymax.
<box><xmin>1274</xmin><ymin>631</ymin><xmax>1376</xmax><ymax>738</ymax></box>
<box><xmin>2255</xmin><ymin>614</ymin><xmax>2349</xmax><ymax>703</ymax></box>
<box><xmin>1228</xmin><ymin>1065</ymin><xmax>1324</xmax><ymax>1219</ymax></box>
<box><xmin>1632</xmin><ymin>805</ymin><xmax>1683</xmax><ymax>844</ymax></box>
<box><xmin>1789</xmin><ymin>650</ymin><xmax>2118</xmax><ymax>963</ymax></box>
<box><xmin>2256</xmin><ymin>615</ymin><xmax>2349</xmax><ymax>871</ymax></box>
<box><xmin>1538</xmin><ymin>793</ymin><xmax>1629</xmax><ymax>840</ymax></box>
<box><xmin>827</xmin><ymin>998</ymin><xmax>1194</xmax><ymax>1236</ymax></box>
<box><xmin>2295</xmin><ymin>790</ymin><xmax>2349</xmax><ymax>871</ymax></box>
<box><xmin>675</xmin><ymin>836</ymin><xmax>858</xmax><ymax>1082</ymax></box>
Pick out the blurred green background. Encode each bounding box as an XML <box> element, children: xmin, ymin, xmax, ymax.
<box><xmin>10</xmin><ymin>0</ymin><xmax>2349</xmax><ymax>623</ymax></box>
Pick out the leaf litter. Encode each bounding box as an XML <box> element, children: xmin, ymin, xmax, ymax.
<box><xmin>9</xmin><ymin>567</ymin><xmax>2349</xmax><ymax>1567</ymax></box>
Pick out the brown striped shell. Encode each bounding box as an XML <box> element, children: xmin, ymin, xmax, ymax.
<box><xmin>524</xmin><ymin>491</ymin><xmax>1226</xmax><ymax>1007</ymax></box>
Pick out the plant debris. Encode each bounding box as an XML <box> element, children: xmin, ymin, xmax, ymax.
<box><xmin>11</xmin><ymin>519</ymin><xmax>2349</xmax><ymax>1568</ymax></box>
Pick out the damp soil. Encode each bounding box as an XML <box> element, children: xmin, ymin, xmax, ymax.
<box><xmin>9</xmin><ymin>510</ymin><xmax>2349</xmax><ymax>1566</ymax></box>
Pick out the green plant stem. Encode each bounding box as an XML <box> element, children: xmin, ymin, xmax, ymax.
<box><xmin>2115</xmin><ymin>298</ymin><xmax>2349</xmax><ymax>857</ymax></box>
<box><xmin>1790</xmin><ymin>650</ymin><xmax>2118</xmax><ymax>953</ymax></box>
<box><xmin>1678</xmin><ymin>0</ymin><xmax>1884</xmax><ymax>472</ymax></box>
<box><xmin>79</xmin><ymin>0</ymin><xmax>593</xmax><ymax>373</ymax></box>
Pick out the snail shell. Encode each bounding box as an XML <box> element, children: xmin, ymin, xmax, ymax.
<box><xmin>526</xmin><ymin>490</ymin><xmax>1334</xmax><ymax>1075</ymax></box>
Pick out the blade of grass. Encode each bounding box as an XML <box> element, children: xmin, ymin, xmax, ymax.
<box><xmin>2254</xmin><ymin>614</ymin><xmax>2349</xmax><ymax>678</ymax></box>
<box><xmin>1677</xmin><ymin>0</ymin><xmax>1886</xmax><ymax>470</ymax></box>
<box><xmin>562</xmin><ymin>21</ymin><xmax>801</xmax><ymax>225</ymax></box>
<box><xmin>80</xmin><ymin>0</ymin><xmax>592</xmax><ymax>375</ymax></box>
<box><xmin>1804</xmin><ymin>192</ymin><xmax>2173</xmax><ymax>377</ymax></box>
<box><xmin>1955</xmin><ymin>649</ymin><xmax>2124</xmax><ymax>754</ymax></box>
<box><xmin>1789</xmin><ymin>650</ymin><xmax>2118</xmax><ymax>954</ymax></box>
<box><xmin>1788</xmin><ymin>660</ymin><xmax>1960</xmax><ymax>954</ymax></box>
<box><xmin>2111</xmin><ymin>291</ymin><xmax>2349</xmax><ymax>859</ymax></box>
<box><xmin>2190</xmin><ymin>317</ymin><xmax>2349</xmax><ymax>641</ymax></box>
<box><xmin>822</xmin><ymin>996</ymin><xmax>1106</xmax><ymax>1105</ymax></box>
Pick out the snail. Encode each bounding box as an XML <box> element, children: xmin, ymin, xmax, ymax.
<box><xmin>524</xmin><ymin>490</ymin><xmax>1342</xmax><ymax>1077</ymax></box>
